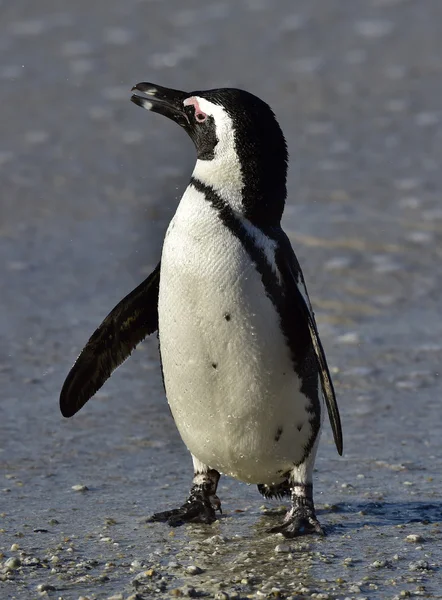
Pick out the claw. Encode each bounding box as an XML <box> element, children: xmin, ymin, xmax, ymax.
<box><xmin>147</xmin><ymin>469</ymin><xmax>221</xmax><ymax>528</ymax></box>
<box><xmin>269</xmin><ymin>493</ymin><xmax>324</xmax><ymax>537</ymax></box>
<box><xmin>147</xmin><ymin>508</ymin><xmax>181</xmax><ymax>523</ymax></box>
<box><xmin>148</xmin><ymin>497</ymin><xmax>217</xmax><ymax>526</ymax></box>
<box><xmin>269</xmin><ymin>515</ymin><xmax>325</xmax><ymax>537</ymax></box>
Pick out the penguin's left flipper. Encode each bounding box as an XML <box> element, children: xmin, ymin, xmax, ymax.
<box><xmin>274</xmin><ymin>230</ymin><xmax>343</xmax><ymax>456</ymax></box>
<box><xmin>60</xmin><ymin>262</ymin><xmax>161</xmax><ymax>418</ymax></box>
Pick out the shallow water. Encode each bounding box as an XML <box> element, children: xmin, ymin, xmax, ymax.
<box><xmin>1</xmin><ymin>0</ymin><xmax>441</xmax><ymax>598</ymax></box>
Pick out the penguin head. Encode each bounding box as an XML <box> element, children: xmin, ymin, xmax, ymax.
<box><xmin>131</xmin><ymin>82</ymin><xmax>288</xmax><ymax>225</ymax></box>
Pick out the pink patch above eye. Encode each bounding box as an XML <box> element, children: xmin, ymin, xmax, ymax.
<box><xmin>183</xmin><ymin>97</ymin><xmax>207</xmax><ymax>122</ymax></box>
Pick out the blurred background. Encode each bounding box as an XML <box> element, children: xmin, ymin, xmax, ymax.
<box><xmin>1</xmin><ymin>1</ymin><xmax>441</xmax><ymax>598</ymax></box>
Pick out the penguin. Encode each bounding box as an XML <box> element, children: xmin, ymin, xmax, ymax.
<box><xmin>60</xmin><ymin>82</ymin><xmax>343</xmax><ymax>537</ymax></box>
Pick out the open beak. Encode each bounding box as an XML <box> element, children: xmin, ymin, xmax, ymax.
<box><xmin>131</xmin><ymin>82</ymin><xmax>189</xmax><ymax>127</ymax></box>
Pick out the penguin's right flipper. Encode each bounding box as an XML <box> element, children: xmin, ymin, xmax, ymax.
<box><xmin>273</xmin><ymin>230</ymin><xmax>343</xmax><ymax>456</ymax></box>
<box><xmin>60</xmin><ymin>262</ymin><xmax>161</xmax><ymax>418</ymax></box>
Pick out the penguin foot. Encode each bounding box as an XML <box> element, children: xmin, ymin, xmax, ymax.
<box><xmin>148</xmin><ymin>494</ymin><xmax>220</xmax><ymax>526</ymax></box>
<box><xmin>268</xmin><ymin>496</ymin><xmax>324</xmax><ymax>537</ymax></box>
<box><xmin>147</xmin><ymin>469</ymin><xmax>221</xmax><ymax>527</ymax></box>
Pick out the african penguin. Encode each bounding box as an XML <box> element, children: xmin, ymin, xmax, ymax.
<box><xmin>60</xmin><ymin>82</ymin><xmax>343</xmax><ymax>537</ymax></box>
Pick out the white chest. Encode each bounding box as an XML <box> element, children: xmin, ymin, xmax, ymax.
<box><xmin>158</xmin><ymin>185</ymin><xmax>316</xmax><ymax>485</ymax></box>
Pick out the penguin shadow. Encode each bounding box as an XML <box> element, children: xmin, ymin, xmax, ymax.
<box><xmin>317</xmin><ymin>500</ymin><xmax>442</xmax><ymax>534</ymax></box>
<box><xmin>247</xmin><ymin>501</ymin><xmax>441</xmax><ymax>537</ymax></box>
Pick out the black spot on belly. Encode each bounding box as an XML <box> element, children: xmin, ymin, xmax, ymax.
<box><xmin>224</xmin><ymin>313</ymin><xmax>231</xmax><ymax>322</ymax></box>
<box><xmin>211</xmin><ymin>362</ymin><xmax>218</xmax><ymax>369</ymax></box>
<box><xmin>297</xmin><ymin>423</ymin><xmax>303</xmax><ymax>432</ymax></box>
<box><xmin>274</xmin><ymin>426</ymin><xmax>283</xmax><ymax>442</ymax></box>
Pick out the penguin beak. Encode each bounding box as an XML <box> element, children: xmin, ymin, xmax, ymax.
<box><xmin>131</xmin><ymin>82</ymin><xmax>190</xmax><ymax>128</ymax></box>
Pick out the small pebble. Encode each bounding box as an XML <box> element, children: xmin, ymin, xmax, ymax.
<box><xmin>406</xmin><ymin>534</ymin><xmax>424</xmax><ymax>543</ymax></box>
<box><xmin>186</xmin><ymin>565</ymin><xmax>203</xmax><ymax>575</ymax></box>
<box><xmin>131</xmin><ymin>560</ymin><xmax>143</xmax><ymax>568</ymax></box>
<box><xmin>348</xmin><ymin>585</ymin><xmax>361</xmax><ymax>593</ymax></box>
<box><xmin>370</xmin><ymin>559</ymin><xmax>387</xmax><ymax>568</ymax></box>
<box><xmin>37</xmin><ymin>584</ymin><xmax>56</xmax><ymax>592</ymax></box>
<box><xmin>274</xmin><ymin>544</ymin><xmax>291</xmax><ymax>553</ymax></box>
<box><xmin>71</xmin><ymin>484</ymin><xmax>88</xmax><ymax>492</ymax></box>
<box><xmin>409</xmin><ymin>560</ymin><xmax>431</xmax><ymax>571</ymax></box>
<box><xmin>202</xmin><ymin>534</ymin><xmax>227</xmax><ymax>545</ymax></box>
<box><xmin>22</xmin><ymin>556</ymin><xmax>41</xmax><ymax>566</ymax></box>
<box><xmin>5</xmin><ymin>557</ymin><xmax>21</xmax><ymax>570</ymax></box>
<box><xmin>10</xmin><ymin>544</ymin><xmax>19</xmax><ymax>551</ymax></box>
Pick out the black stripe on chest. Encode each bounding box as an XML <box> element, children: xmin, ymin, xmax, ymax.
<box><xmin>190</xmin><ymin>177</ymin><xmax>321</xmax><ymax>453</ymax></box>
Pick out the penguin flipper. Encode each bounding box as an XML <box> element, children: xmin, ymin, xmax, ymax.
<box><xmin>275</xmin><ymin>231</ymin><xmax>343</xmax><ymax>456</ymax></box>
<box><xmin>304</xmin><ymin>303</ymin><xmax>343</xmax><ymax>456</ymax></box>
<box><xmin>60</xmin><ymin>262</ymin><xmax>161</xmax><ymax>418</ymax></box>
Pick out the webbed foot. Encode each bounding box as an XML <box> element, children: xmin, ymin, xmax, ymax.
<box><xmin>149</xmin><ymin>496</ymin><xmax>219</xmax><ymax>526</ymax></box>
<box><xmin>147</xmin><ymin>469</ymin><xmax>221</xmax><ymax>527</ymax></box>
<box><xmin>268</xmin><ymin>485</ymin><xmax>324</xmax><ymax>537</ymax></box>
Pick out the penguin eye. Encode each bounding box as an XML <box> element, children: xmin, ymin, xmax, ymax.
<box><xmin>195</xmin><ymin>111</ymin><xmax>207</xmax><ymax>123</ymax></box>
